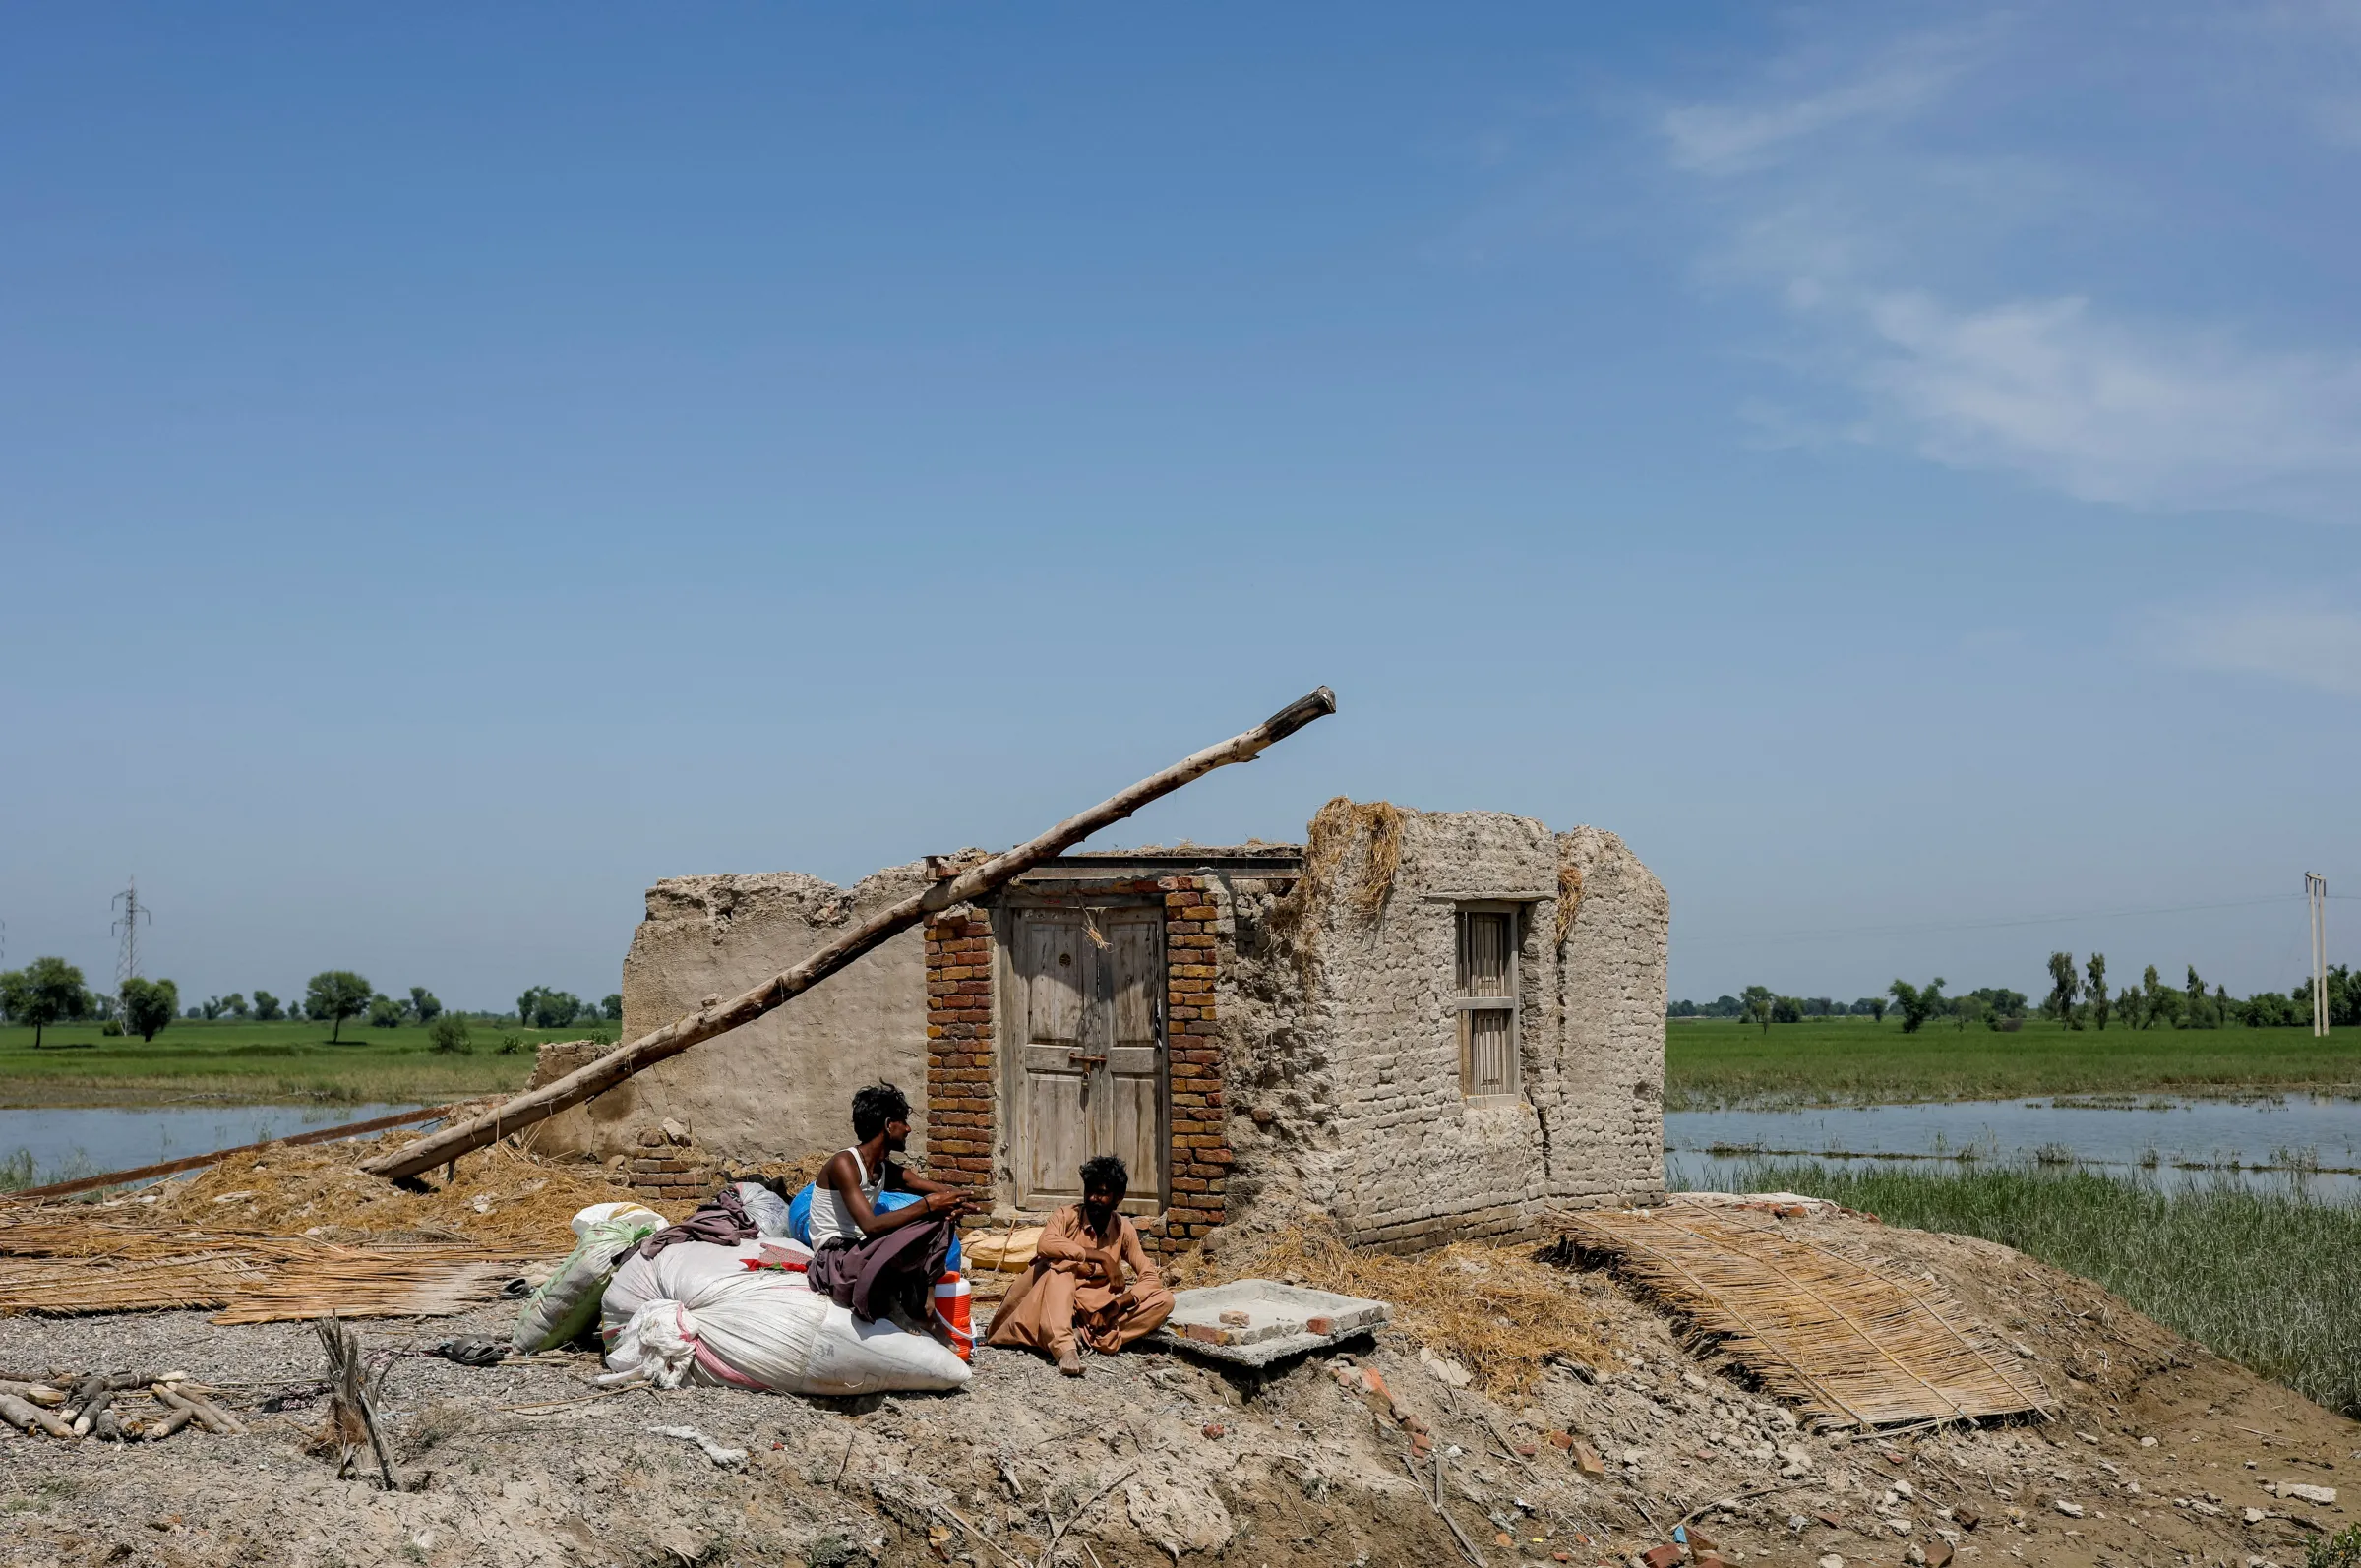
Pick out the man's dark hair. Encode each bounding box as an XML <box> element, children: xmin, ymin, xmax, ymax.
<box><xmin>852</xmin><ymin>1082</ymin><xmax>911</xmax><ymax>1141</ymax></box>
<box><xmin>1079</xmin><ymin>1154</ymin><xmax>1129</xmax><ymax>1196</ymax></box>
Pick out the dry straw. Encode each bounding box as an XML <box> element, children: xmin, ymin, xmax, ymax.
<box><xmin>1554</xmin><ymin>860</ymin><xmax>1584</xmax><ymax>946</ymax></box>
<box><xmin>1</xmin><ymin>1126</ymin><xmax>689</xmax><ymax>1322</ymax></box>
<box><xmin>1558</xmin><ymin>1208</ymin><xmax>2053</xmax><ymax>1428</ymax></box>
<box><xmin>1180</xmin><ymin>1222</ymin><xmax>1604</xmax><ymax>1397</ymax></box>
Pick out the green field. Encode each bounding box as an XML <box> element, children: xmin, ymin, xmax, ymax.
<box><xmin>1666</xmin><ymin>1016</ymin><xmax>2361</xmax><ymax>1109</ymax></box>
<box><xmin>1698</xmin><ymin>1159</ymin><xmax>2361</xmax><ymax>1417</ymax></box>
<box><xmin>0</xmin><ymin>1018</ymin><xmax>587</xmax><ymax>1107</ymax></box>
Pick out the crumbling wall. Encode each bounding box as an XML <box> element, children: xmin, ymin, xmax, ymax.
<box><xmin>1234</xmin><ymin>800</ymin><xmax>1666</xmax><ymax>1253</ymax></box>
<box><xmin>1538</xmin><ymin>825</ymin><xmax>1668</xmax><ymax>1208</ymax></box>
<box><xmin>533</xmin><ymin>863</ymin><xmax>936</xmax><ymax>1170</ymax></box>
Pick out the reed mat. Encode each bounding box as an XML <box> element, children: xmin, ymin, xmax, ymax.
<box><xmin>1555</xmin><ymin>1207</ymin><xmax>2053</xmax><ymax>1429</ymax></box>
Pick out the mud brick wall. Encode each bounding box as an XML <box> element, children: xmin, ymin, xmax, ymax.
<box><xmin>1288</xmin><ymin>807</ymin><xmax>1667</xmax><ymax>1253</ymax></box>
<box><xmin>923</xmin><ymin>875</ymin><xmax>1233</xmax><ymax>1253</ymax></box>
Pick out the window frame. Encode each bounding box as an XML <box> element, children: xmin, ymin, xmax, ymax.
<box><xmin>1453</xmin><ymin>901</ymin><xmax>1523</xmax><ymax>1103</ymax></box>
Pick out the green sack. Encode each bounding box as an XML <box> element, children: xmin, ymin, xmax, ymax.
<box><xmin>512</xmin><ymin>1211</ymin><xmax>664</xmax><ymax>1353</ymax></box>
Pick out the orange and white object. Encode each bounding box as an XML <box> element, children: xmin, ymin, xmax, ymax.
<box><xmin>932</xmin><ymin>1273</ymin><xmax>974</xmax><ymax>1361</ymax></box>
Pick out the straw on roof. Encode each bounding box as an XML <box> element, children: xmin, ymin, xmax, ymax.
<box><xmin>1555</xmin><ymin>1207</ymin><xmax>2053</xmax><ymax>1429</ymax></box>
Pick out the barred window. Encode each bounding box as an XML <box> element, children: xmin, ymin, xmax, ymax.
<box><xmin>1455</xmin><ymin>906</ymin><xmax>1520</xmax><ymax>1099</ymax></box>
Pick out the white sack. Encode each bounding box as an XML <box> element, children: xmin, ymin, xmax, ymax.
<box><xmin>603</xmin><ymin>1255</ymin><xmax>967</xmax><ymax>1396</ymax></box>
<box><xmin>602</xmin><ymin>1239</ymin><xmax>782</xmax><ymax>1335</ymax></box>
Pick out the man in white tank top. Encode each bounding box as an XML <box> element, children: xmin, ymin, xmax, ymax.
<box><xmin>805</xmin><ymin>1082</ymin><xmax>974</xmax><ymax>1323</ymax></box>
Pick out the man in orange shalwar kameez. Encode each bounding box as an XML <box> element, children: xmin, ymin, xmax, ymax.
<box><xmin>986</xmin><ymin>1154</ymin><xmax>1174</xmax><ymax>1376</ymax></box>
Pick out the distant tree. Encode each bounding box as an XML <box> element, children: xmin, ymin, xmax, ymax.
<box><xmin>304</xmin><ymin>971</ymin><xmax>374</xmax><ymax>1043</ymax></box>
<box><xmin>1855</xmin><ymin>996</ymin><xmax>1888</xmax><ymax>1024</ymax></box>
<box><xmin>1888</xmin><ymin>976</ymin><xmax>1947</xmax><ymax>1034</ymax></box>
<box><xmin>88</xmin><ymin>991</ymin><xmax>115</xmax><ymax>1022</ymax></box>
<box><xmin>119</xmin><ymin>977</ymin><xmax>178</xmax><ymax>1042</ymax></box>
<box><xmin>2144</xmin><ymin>965</ymin><xmax>2184</xmax><ymax>1029</ymax></box>
<box><xmin>2085</xmin><ymin>953</ymin><xmax>2109</xmax><ymax>1031</ymax></box>
<box><xmin>366</xmin><ymin>994</ymin><xmax>405</xmax><ymax>1028</ymax></box>
<box><xmin>1771</xmin><ymin>995</ymin><xmax>1804</xmax><ymax>1024</ymax></box>
<box><xmin>2328</xmin><ymin>963</ymin><xmax>2359</xmax><ymax>1028</ymax></box>
<box><xmin>2214</xmin><ymin>983</ymin><xmax>2231</xmax><ymax>1026</ymax></box>
<box><xmin>428</xmin><ymin>1015</ymin><xmax>473</xmax><ymax>1055</ymax></box>
<box><xmin>251</xmin><ymin>990</ymin><xmax>283</xmax><ymax>1021</ymax></box>
<box><xmin>408</xmin><ymin>987</ymin><xmax>443</xmax><ymax>1026</ymax></box>
<box><xmin>0</xmin><ymin>958</ymin><xmax>91</xmax><ymax>1048</ymax></box>
<box><xmin>2043</xmin><ymin>952</ymin><xmax>2081</xmax><ymax>1029</ymax></box>
<box><xmin>2243</xmin><ymin>989</ymin><xmax>2297</xmax><ymax>1027</ymax></box>
<box><xmin>200</xmin><ymin>996</ymin><xmax>225</xmax><ymax>1021</ymax></box>
<box><xmin>2118</xmin><ymin>973</ymin><xmax>2148</xmax><ymax>1030</ymax></box>
<box><xmin>601</xmin><ymin>993</ymin><xmax>624</xmax><ymax>1023</ymax></box>
<box><xmin>1740</xmin><ymin>984</ymin><xmax>1776</xmax><ymax>1035</ymax></box>
<box><xmin>531</xmin><ymin>990</ymin><xmax>585</xmax><ymax>1029</ymax></box>
<box><xmin>2185</xmin><ymin>965</ymin><xmax>2212</xmax><ymax>1029</ymax></box>
<box><xmin>185</xmin><ymin>1006</ymin><xmax>201</xmax><ymax>1019</ymax></box>
<box><xmin>516</xmin><ymin>987</ymin><xmax>543</xmax><ymax>1027</ymax></box>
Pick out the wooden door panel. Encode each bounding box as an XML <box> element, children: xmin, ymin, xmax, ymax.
<box><xmin>1019</xmin><ymin>914</ymin><xmax>1084</xmax><ymax>1045</ymax></box>
<box><xmin>1106</xmin><ymin>909</ymin><xmax>1166</xmax><ymax>1207</ymax></box>
<box><xmin>1021</xmin><ymin>1067</ymin><xmax>1089</xmax><ymax>1205</ymax></box>
<box><xmin>1008</xmin><ymin>904</ymin><xmax>1168</xmax><ymax>1213</ymax></box>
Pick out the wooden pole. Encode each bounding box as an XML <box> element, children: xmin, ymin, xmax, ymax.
<box><xmin>2</xmin><ymin>1103</ymin><xmax>458</xmax><ymax>1205</ymax></box>
<box><xmin>360</xmin><ymin>686</ymin><xmax>1337</xmax><ymax>1182</ymax></box>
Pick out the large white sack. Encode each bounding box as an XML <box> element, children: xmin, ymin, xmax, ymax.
<box><xmin>602</xmin><ymin>1238</ymin><xmax>806</xmax><ymax>1336</ymax></box>
<box><xmin>603</xmin><ymin>1261</ymin><xmax>966</xmax><ymax>1396</ymax></box>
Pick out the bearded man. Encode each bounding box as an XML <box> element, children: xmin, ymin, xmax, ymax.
<box><xmin>985</xmin><ymin>1154</ymin><xmax>1174</xmax><ymax>1376</ymax></box>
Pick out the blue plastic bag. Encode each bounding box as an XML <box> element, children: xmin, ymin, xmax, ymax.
<box><xmin>789</xmin><ymin>1181</ymin><xmax>961</xmax><ymax>1271</ymax></box>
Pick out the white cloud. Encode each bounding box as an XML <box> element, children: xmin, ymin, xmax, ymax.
<box><xmin>1660</xmin><ymin>36</ymin><xmax>1980</xmax><ymax>176</ymax></box>
<box><xmin>1855</xmin><ymin>291</ymin><xmax>2361</xmax><ymax>517</ymax></box>
<box><xmin>2151</xmin><ymin>601</ymin><xmax>2361</xmax><ymax>695</ymax></box>
<box><xmin>1656</xmin><ymin>13</ymin><xmax>2361</xmax><ymax>522</ymax></box>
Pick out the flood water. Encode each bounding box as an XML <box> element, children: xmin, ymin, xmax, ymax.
<box><xmin>0</xmin><ymin>1102</ymin><xmax>428</xmax><ymax>1188</ymax></box>
<box><xmin>1665</xmin><ymin>1092</ymin><xmax>2361</xmax><ymax>1202</ymax></box>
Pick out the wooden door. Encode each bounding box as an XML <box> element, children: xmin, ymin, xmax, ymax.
<box><xmin>1008</xmin><ymin>905</ymin><xmax>1166</xmax><ymax>1214</ymax></box>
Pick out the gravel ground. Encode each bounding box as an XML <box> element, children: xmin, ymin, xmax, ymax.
<box><xmin>3</xmin><ymin>1213</ymin><xmax>2355</xmax><ymax>1568</ymax></box>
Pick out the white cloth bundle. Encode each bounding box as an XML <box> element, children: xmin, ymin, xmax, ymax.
<box><xmin>601</xmin><ymin>1239</ymin><xmax>964</xmax><ymax>1396</ymax></box>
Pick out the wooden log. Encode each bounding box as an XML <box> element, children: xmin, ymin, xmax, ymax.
<box><xmin>151</xmin><ymin>1384</ymin><xmax>244</xmax><ymax>1436</ymax></box>
<box><xmin>66</xmin><ymin>1374</ymin><xmax>106</xmax><ymax>1436</ymax></box>
<box><xmin>1</xmin><ymin>1393</ymin><xmax>76</xmax><ymax>1439</ymax></box>
<box><xmin>360</xmin><ymin>686</ymin><xmax>1337</xmax><ymax>1181</ymax></box>
<box><xmin>137</xmin><ymin>1404</ymin><xmax>196</xmax><ymax>1441</ymax></box>
<box><xmin>90</xmin><ymin>1403</ymin><xmax>128</xmax><ymax>1443</ymax></box>
<box><xmin>0</xmin><ymin>1380</ymin><xmax>65</xmax><ymax>1406</ymax></box>
<box><xmin>3</xmin><ymin>1104</ymin><xmax>458</xmax><ymax>1204</ymax></box>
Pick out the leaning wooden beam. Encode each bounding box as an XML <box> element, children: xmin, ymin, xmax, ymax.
<box><xmin>2</xmin><ymin>1102</ymin><xmax>458</xmax><ymax>1204</ymax></box>
<box><xmin>361</xmin><ymin>686</ymin><xmax>1338</xmax><ymax>1182</ymax></box>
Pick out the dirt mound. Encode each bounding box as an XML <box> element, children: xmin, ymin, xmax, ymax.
<box><xmin>0</xmin><ymin>1201</ymin><xmax>2352</xmax><ymax>1568</ymax></box>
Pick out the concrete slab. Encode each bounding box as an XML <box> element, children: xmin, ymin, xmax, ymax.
<box><xmin>1154</xmin><ymin>1280</ymin><xmax>1390</xmax><ymax>1367</ymax></box>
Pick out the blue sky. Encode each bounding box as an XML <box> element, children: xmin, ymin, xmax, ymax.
<box><xmin>6</xmin><ymin>4</ymin><xmax>2361</xmax><ymax>1010</ymax></box>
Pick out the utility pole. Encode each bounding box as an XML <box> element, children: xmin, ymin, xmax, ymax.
<box><xmin>2306</xmin><ymin>872</ymin><xmax>2329</xmax><ymax>1036</ymax></box>
<box><xmin>110</xmin><ymin>878</ymin><xmax>150</xmax><ymax>1007</ymax></box>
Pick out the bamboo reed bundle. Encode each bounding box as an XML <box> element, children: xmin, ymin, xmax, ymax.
<box><xmin>1558</xmin><ymin>1208</ymin><xmax>2053</xmax><ymax>1429</ymax></box>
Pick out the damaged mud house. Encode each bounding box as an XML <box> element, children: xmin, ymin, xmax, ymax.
<box><xmin>532</xmin><ymin>800</ymin><xmax>1670</xmax><ymax>1252</ymax></box>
